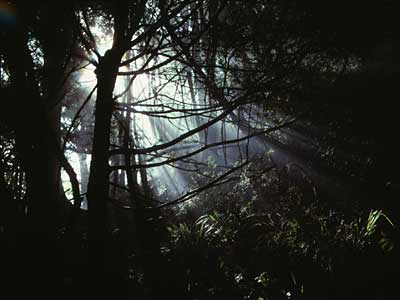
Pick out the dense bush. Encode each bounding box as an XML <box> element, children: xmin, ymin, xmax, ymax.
<box><xmin>156</xmin><ymin>162</ymin><xmax>397</xmax><ymax>300</ymax></box>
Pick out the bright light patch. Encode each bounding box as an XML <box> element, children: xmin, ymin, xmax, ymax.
<box><xmin>62</xmin><ymin>22</ymin><xmax>277</xmax><ymax>205</ymax></box>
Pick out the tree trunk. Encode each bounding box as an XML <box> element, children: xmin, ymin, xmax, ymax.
<box><xmin>87</xmin><ymin>49</ymin><xmax>121</xmax><ymax>285</ymax></box>
<box><xmin>1</xmin><ymin>3</ymin><xmax>74</xmax><ymax>294</ymax></box>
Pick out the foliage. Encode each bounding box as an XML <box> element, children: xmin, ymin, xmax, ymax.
<box><xmin>159</xmin><ymin>164</ymin><xmax>397</xmax><ymax>300</ymax></box>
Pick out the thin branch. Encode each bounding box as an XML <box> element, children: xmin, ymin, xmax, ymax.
<box><xmin>62</xmin><ymin>84</ymin><xmax>97</xmax><ymax>151</ymax></box>
<box><xmin>109</xmin><ymin>118</ymin><xmax>295</xmax><ymax>170</ymax></box>
<box><xmin>155</xmin><ymin>160</ymin><xmax>250</xmax><ymax>209</ymax></box>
